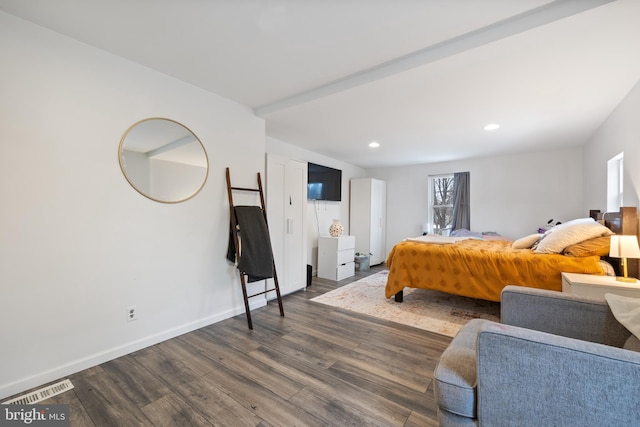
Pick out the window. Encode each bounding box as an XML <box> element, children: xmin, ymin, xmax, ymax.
<box><xmin>428</xmin><ymin>174</ymin><xmax>454</xmax><ymax>235</ymax></box>
<box><xmin>607</xmin><ymin>152</ymin><xmax>623</xmax><ymax>212</ymax></box>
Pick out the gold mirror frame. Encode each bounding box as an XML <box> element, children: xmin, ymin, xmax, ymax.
<box><xmin>118</xmin><ymin>118</ymin><xmax>209</xmax><ymax>203</ymax></box>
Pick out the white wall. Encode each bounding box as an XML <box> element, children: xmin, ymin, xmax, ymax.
<box><xmin>368</xmin><ymin>147</ymin><xmax>585</xmax><ymax>251</ymax></box>
<box><xmin>0</xmin><ymin>12</ymin><xmax>266</xmax><ymax>399</ymax></box>
<box><xmin>583</xmin><ymin>79</ymin><xmax>640</xmax><ymax>212</ymax></box>
<box><xmin>267</xmin><ymin>136</ymin><xmax>587</xmax><ymax>266</ymax></box>
<box><xmin>266</xmin><ymin>137</ymin><xmax>367</xmax><ymax>272</ymax></box>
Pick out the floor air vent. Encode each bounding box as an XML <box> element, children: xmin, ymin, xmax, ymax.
<box><xmin>2</xmin><ymin>379</ymin><xmax>74</xmax><ymax>405</ymax></box>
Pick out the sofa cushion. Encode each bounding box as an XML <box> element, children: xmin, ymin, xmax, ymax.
<box><xmin>434</xmin><ymin>319</ymin><xmax>490</xmax><ymax>418</ymax></box>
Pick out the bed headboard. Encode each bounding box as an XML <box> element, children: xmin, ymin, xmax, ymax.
<box><xmin>592</xmin><ymin>206</ymin><xmax>639</xmax><ymax>279</ymax></box>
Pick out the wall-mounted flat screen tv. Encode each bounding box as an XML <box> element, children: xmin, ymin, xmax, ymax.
<box><xmin>307</xmin><ymin>162</ymin><xmax>342</xmax><ymax>201</ymax></box>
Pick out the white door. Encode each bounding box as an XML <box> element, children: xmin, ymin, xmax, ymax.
<box><xmin>370</xmin><ymin>179</ymin><xmax>387</xmax><ymax>265</ymax></box>
<box><xmin>266</xmin><ymin>154</ymin><xmax>307</xmax><ymax>297</ymax></box>
<box><xmin>283</xmin><ymin>159</ymin><xmax>307</xmax><ymax>294</ymax></box>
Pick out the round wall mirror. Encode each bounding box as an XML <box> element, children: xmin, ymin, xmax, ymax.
<box><xmin>118</xmin><ymin>118</ymin><xmax>209</xmax><ymax>203</ymax></box>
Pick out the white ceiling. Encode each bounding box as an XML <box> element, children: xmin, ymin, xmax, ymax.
<box><xmin>1</xmin><ymin>0</ymin><xmax>639</xmax><ymax>168</ymax></box>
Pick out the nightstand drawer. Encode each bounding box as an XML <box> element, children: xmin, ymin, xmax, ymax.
<box><xmin>336</xmin><ymin>262</ymin><xmax>355</xmax><ymax>281</ymax></box>
<box><xmin>337</xmin><ymin>248</ymin><xmax>355</xmax><ymax>265</ymax></box>
<box><xmin>336</xmin><ymin>235</ymin><xmax>355</xmax><ymax>251</ymax></box>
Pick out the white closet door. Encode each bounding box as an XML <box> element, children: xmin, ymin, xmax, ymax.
<box><xmin>266</xmin><ymin>154</ymin><xmax>307</xmax><ymax>298</ymax></box>
<box><xmin>370</xmin><ymin>179</ymin><xmax>387</xmax><ymax>265</ymax></box>
<box><xmin>283</xmin><ymin>159</ymin><xmax>307</xmax><ymax>294</ymax></box>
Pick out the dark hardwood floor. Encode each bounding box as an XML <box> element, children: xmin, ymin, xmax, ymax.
<box><xmin>19</xmin><ymin>266</ymin><xmax>451</xmax><ymax>426</ymax></box>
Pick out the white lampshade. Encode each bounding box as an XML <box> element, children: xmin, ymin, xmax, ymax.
<box><xmin>609</xmin><ymin>235</ymin><xmax>640</xmax><ymax>259</ymax></box>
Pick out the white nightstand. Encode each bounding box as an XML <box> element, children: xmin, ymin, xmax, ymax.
<box><xmin>317</xmin><ymin>235</ymin><xmax>356</xmax><ymax>281</ymax></box>
<box><xmin>561</xmin><ymin>272</ymin><xmax>640</xmax><ymax>299</ymax></box>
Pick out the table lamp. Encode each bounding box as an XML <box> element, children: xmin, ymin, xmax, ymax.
<box><xmin>609</xmin><ymin>235</ymin><xmax>640</xmax><ymax>283</ymax></box>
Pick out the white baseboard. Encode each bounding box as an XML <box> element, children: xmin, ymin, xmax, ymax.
<box><xmin>0</xmin><ymin>299</ymin><xmax>266</xmax><ymax>401</ymax></box>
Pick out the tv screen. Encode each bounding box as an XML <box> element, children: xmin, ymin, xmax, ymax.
<box><xmin>307</xmin><ymin>162</ymin><xmax>342</xmax><ymax>201</ymax></box>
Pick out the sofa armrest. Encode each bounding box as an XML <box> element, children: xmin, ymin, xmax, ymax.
<box><xmin>501</xmin><ymin>285</ymin><xmax>630</xmax><ymax>347</ymax></box>
<box><xmin>476</xmin><ymin>322</ymin><xmax>640</xmax><ymax>426</ymax></box>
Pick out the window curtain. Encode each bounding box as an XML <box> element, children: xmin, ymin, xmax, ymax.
<box><xmin>451</xmin><ymin>172</ymin><xmax>470</xmax><ymax>231</ymax></box>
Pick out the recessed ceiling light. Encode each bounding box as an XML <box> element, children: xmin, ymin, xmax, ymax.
<box><xmin>368</xmin><ymin>141</ymin><xmax>380</xmax><ymax>148</ymax></box>
<box><xmin>484</xmin><ymin>123</ymin><xmax>500</xmax><ymax>131</ymax></box>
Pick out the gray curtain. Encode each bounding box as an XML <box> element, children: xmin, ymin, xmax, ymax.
<box><xmin>451</xmin><ymin>172</ymin><xmax>470</xmax><ymax>231</ymax></box>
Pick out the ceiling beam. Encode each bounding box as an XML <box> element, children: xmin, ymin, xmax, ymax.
<box><xmin>255</xmin><ymin>0</ymin><xmax>615</xmax><ymax>116</ymax></box>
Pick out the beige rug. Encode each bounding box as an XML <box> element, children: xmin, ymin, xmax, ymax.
<box><xmin>311</xmin><ymin>270</ymin><xmax>500</xmax><ymax>337</ymax></box>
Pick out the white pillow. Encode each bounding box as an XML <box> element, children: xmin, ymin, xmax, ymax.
<box><xmin>606</xmin><ymin>293</ymin><xmax>640</xmax><ymax>344</ymax></box>
<box><xmin>534</xmin><ymin>221</ymin><xmax>612</xmax><ymax>254</ymax></box>
<box><xmin>512</xmin><ymin>233</ymin><xmax>543</xmax><ymax>249</ymax></box>
<box><xmin>544</xmin><ymin>217</ymin><xmax>596</xmax><ymax>235</ymax></box>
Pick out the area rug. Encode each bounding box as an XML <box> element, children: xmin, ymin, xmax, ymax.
<box><xmin>311</xmin><ymin>270</ymin><xmax>500</xmax><ymax>337</ymax></box>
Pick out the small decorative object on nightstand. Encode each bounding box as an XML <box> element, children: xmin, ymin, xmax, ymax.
<box><xmin>329</xmin><ymin>219</ymin><xmax>344</xmax><ymax>237</ymax></box>
<box><xmin>562</xmin><ymin>272</ymin><xmax>640</xmax><ymax>299</ymax></box>
<box><xmin>609</xmin><ymin>235</ymin><xmax>640</xmax><ymax>282</ymax></box>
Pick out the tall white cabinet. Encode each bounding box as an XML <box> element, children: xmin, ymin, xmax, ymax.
<box><xmin>349</xmin><ymin>178</ymin><xmax>387</xmax><ymax>265</ymax></box>
<box><xmin>266</xmin><ymin>154</ymin><xmax>307</xmax><ymax>296</ymax></box>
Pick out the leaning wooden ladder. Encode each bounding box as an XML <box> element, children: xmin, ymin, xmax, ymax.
<box><xmin>225</xmin><ymin>167</ymin><xmax>284</xmax><ymax>329</ymax></box>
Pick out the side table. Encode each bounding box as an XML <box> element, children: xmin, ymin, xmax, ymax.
<box><xmin>561</xmin><ymin>272</ymin><xmax>640</xmax><ymax>299</ymax></box>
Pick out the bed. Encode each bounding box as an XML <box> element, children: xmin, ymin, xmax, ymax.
<box><xmin>385</xmin><ymin>207</ymin><xmax>639</xmax><ymax>302</ymax></box>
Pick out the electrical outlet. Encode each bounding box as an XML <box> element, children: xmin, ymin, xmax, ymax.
<box><xmin>126</xmin><ymin>306</ymin><xmax>137</xmax><ymax>322</ymax></box>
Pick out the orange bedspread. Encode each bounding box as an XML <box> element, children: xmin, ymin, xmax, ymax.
<box><xmin>385</xmin><ymin>239</ymin><xmax>605</xmax><ymax>302</ymax></box>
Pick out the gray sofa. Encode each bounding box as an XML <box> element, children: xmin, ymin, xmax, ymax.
<box><xmin>433</xmin><ymin>285</ymin><xmax>640</xmax><ymax>427</ymax></box>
